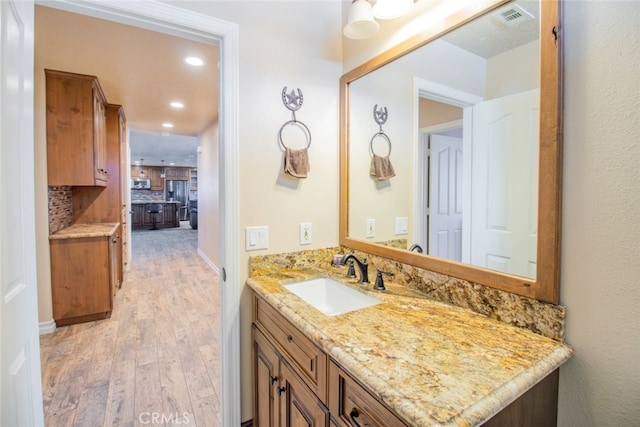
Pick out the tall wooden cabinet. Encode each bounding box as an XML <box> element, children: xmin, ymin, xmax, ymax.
<box><xmin>45</xmin><ymin>69</ymin><xmax>108</xmax><ymax>186</ymax></box>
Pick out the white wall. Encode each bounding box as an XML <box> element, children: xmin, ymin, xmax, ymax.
<box><xmin>197</xmin><ymin>121</ymin><xmax>220</xmax><ymax>268</ymax></box>
<box><xmin>559</xmin><ymin>2</ymin><xmax>640</xmax><ymax>425</ymax></box>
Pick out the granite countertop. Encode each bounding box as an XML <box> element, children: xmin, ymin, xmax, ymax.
<box><xmin>131</xmin><ymin>200</ymin><xmax>181</xmax><ymax>204</ymax></box>
<box><xmin>49</xmin><ymin>223</ymin><xmax>120</xmax><ymax>240</ymax></box>
<box><xmin>247</xmin><ymin>267</ymin><xmax>573</xmax><ymax>427</ymax></box>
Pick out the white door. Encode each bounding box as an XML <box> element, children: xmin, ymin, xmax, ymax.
<box><xmin>428</xmin><ymin>134</ymin><xmax>463</xmax><ymax>261</ymax></box>
<box><xmin>0</xmin><ymin>0</ymin><xmax>45</xmax><ymax>426</ymax></box>
<box><xmin>470</xmin><ymin>89</ymin><xmax>539</xmax><ymax>278</ymax></box>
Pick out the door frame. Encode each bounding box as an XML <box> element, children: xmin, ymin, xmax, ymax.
<box><xmin>36</xmin><ymin>1</ymin><xmax>241</xmax><ymax>424</ymax></box>
<box><xmin>412</xmin><ymin>77</ymin><xmax>482</xmax><ymax>262</ymax></box>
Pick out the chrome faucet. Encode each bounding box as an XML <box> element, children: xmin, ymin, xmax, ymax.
<box><xmin>339</xmin><ymin>254</ymin><xmax>369</xmax><ymax>284</ymax></box>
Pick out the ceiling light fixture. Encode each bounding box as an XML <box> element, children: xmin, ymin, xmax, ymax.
<box><xmin>170</xmin><ymin>101</ymin><xmax>184</xmax><ymax>109</ymax></box>
<box><xmin>343</xmin><ymin>0</ymin><xmax>379</xmax><ymax>40</ymax></box>
<box><xmin>344</xmin><ymin>0</ymin><xmax>416</xmax><ymax>40</ymax></box>
<box><xmin>373</xmin><ymin>0</ymin><xmax>414</xmax><ymax>20</ymax></box>
<box><xmin>162</xmin><ymin>123</ymin><xmax>174</xmax><ymax>128</ymax></box>
<box><xmin>184</xmin><ymin>56</ymin><xmax>204</xmax><ymax>66</ymax></box>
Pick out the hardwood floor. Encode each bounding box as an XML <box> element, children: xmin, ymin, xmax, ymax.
<box><xmin>40</xmin><ymin>224</ymin><xmax>221</xmax><ymax>426</ymax></box>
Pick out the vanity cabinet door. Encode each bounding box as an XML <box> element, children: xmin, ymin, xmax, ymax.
<box><xmin>328</xmin><ymin>361</ymin><xmax>407</xmax><ymax>427</ymax></box>
<box><xmin>254</xmin><ymin>294</ymin><xmax>327</xmax><ymax>400</ymax></box>
<box><xmin>280</xmin><ymin>359</ymin><xmax>329</xmax><ymax>427</ymax></box>
<box><xmin>253</xmin><ymin>325</ymin><xmax>281</xmax><ymax>427</ymax></box>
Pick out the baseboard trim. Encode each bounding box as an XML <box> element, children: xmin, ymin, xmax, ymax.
<box><xmin>241</xmin><ymin>420</ymin><xmax>252</xmax><ymax>427</ymax></box>
<box><xmin>39</xmin><ymin>319</ymin><xmax>56</xmax><ymax>335</ymax></box>
<box><xmin>197</xmin><ymin>248</ymin><xmax>220</xmax><ymax>275</ymax></box>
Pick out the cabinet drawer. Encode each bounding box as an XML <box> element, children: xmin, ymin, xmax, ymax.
<box><xmin>329</xmin><ymin>360</ymin><xmax>407</xmax><ymax>427</ymax></box>
<box><xmin>254</xmin><ymin>294</ymin><xmax>327</xmax><ymax>400</ymax></box>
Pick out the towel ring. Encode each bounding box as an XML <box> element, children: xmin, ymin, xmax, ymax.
<box><xmin>278</xmin><ymin>119</ymin><xmax>312</xmax><ymax>150</ymax></box>
<box><xmin>370</xmin><ymin>131</ymin><xmax>391</xmax><ymax>157</ymax></box>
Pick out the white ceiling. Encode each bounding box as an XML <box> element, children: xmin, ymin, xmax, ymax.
<box><xmin>35</xmin><ymin>5</ymin><xmax>219</xmax><ymax>168</ymax></box>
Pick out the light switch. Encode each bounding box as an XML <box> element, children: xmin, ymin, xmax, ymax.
<box><xmin>395</xmin><ymin>216</ymin><xmax>408</xmax><ymax>235</ymax></box>
<box><xmin>246</xmin><ymin>226</ymin><xmax>269</xmax><ymax>251</ymax></box>
<box><xmin>366</xmin><ymin>218</ymin><xmax>376</xmax><ymax>238</ymax></box>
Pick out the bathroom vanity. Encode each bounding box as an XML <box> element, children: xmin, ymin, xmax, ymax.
<box><xmin>248</xmin><ymin>266</ymin><xmax>571</xmax><ymax>426</ymax></box>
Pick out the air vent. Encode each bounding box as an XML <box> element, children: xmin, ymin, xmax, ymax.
<box><xmin>492</xmin><ymin>4</ymin><xmax>535</xmax><ymax>27</ymax></box>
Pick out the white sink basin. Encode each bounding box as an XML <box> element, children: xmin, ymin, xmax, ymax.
<box><xmin>283</xmin><ymin>277</ymin><xmax>381</xmax><ymax>316</ymax></box>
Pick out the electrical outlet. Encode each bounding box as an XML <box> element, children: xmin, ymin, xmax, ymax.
<box><xmin>299</xmin><ymin>222</ymin><xmax>312</xmax><ymax>245</ymax></box>
<box><xmin>366</xmin><ymin>218</ymin><xmax>376</xmax><ymax>238</ymax></box>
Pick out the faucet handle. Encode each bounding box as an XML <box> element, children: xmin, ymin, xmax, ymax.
<box><xmin>373</xmin><ymin>269</ymin><xmax>393</xmax><ymax>291</ymax></box>
<box><xmin>346</xmin><ymin>260</ymin><xmax>356</xmax><ymax>278</ymax></box>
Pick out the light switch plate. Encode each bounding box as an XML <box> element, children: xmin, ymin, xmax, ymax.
<box><xmin>366</xmin><ymin>218</ymin><xmax>376</xmax><ymax>238</ymax></box>
<box><xmin>299</xmin><ymin>222</ymin><xmax>312</xmax><ymax>245</ymax></box>
<box><xmin>246</xmin><ymin>226</ymin><xmax>268</xmax><ymax>251</ymax></box>
<box><xmin>395</xmin><ymin>216</ymin><xmax>408</xmax><ymax>235</ymax></box>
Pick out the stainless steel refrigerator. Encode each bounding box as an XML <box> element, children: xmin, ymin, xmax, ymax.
<box><xmin>165</xmin><ymin>180</ymin><xmax>190</xmax><ymax>220</ymax></box>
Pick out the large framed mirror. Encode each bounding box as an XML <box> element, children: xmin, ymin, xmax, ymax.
<box><xmin>340</xmin><ymin>0</ymin><xmax>562</xmax><ymax>303</ymax></box>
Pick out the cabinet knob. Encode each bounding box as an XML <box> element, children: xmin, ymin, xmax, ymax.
<box><xmin>277</xmin><ymin>385</ymin><xmax>286</xmax><ymax>395</ymax></box>
<box><xmin>270</xmin><ymin>375</ymin><xmax>278</xmax><ymax>385</ymax></box>
<box><xmin>287</xmin><ymin>335</ymin><xmax>293</xmax><ymax>342</ymax></box>
<box><xmin>349</xmin><ymin>408</ymin><xmax>361</xmax><ymax>427</ymax></box>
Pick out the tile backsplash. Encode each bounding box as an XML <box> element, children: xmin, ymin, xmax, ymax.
<box><xmin>48</xmin><ymin>186</ymin><xmax>73</xmax><ymax>233</ymax></box>
<box><xmin>131</xmin><ymin>189</ymin><xmax>164</xmax><ymax>201</ymax></box>
<box><xmin>250</xmin><ymin>247</ymin><xmax>566</xmax><ymax>342</ymax></box>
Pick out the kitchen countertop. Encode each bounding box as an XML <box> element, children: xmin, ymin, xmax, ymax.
<box><xmin>247</xmin><ymin>267</ymin><xmax>573</xmax><ymax>426</ymax></box>
<box><xmin>49</xmin><ymin>223</ymin><xmax>120</xmax><ymax>240</ymax></box>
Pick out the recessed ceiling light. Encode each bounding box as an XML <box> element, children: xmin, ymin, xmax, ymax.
<box><xmin>170</xmin><ymin>101</ymin><xmax>184</xmax><ymax>109</ymax></box>
<box><xmin>162</xmin><ymin>123</ymin><xmax>174</xmax><ymax>128</ymax></box>
<box><xmin>169</xmin><ymin>162</ymin><xmax>176</xmax><ymax>166</ymax></box>
<box><xmin>184</xmin><ymin>56</ymin><xmax>204</xmax><ymax>66</ymax></box>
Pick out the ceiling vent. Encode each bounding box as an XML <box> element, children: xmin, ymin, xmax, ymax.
<box><xmin>492</xmin><ymin>4</ymin><xmax>535</xmax><ymax>27</ymax></box>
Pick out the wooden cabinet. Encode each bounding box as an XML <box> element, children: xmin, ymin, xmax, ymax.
<box><xmin>149</xmin><ymin>166</ymin><xmax>164</xmax><ymax>190</ymax></box>
<box><xmin>131</xmin><ymin>204</ymin><xmax>144</xmax><ymax>227</ymax></box>
<box><xmin>253</xmin><ymin>293</ymin><xmax>330</xmax><ymax>427</ymax></box>
<box><xmin>253</xmin><ymin>325</ymin><xmax>329</xmax><ymax>427</ymax></box>
<box><xmin>164</xmin><ymin>167</ymin><xmax>191</xmax><ymax>180</ymax></box>
<box><xmin>252</xmin><ymin>291</ymin><xmax>559</xmax><ymax>427</ymax></box>
<box><xmin>46</xmin><ymin>69</ymin><xmax>108</xmax><ymax>186</ymax></box>
<box><xmin>253</xmin><ymin>325</ymin><xmax>281</xmax><ymax>427</ymax></box>
<box><xmin>329</xmin><ymin>361</ymin><xmax>406</xmax><ymax>427</ymax></box>
<box><xmin>50</xmin><ymin>227</ymin><xmax>120</xmax><ymax>326</ymax></box>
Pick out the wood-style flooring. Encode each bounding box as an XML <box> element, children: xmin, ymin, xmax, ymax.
<box><xmin>39</xmin><ymin>224</ymin><xmax>221</xmax><ymax>426</ymax></box>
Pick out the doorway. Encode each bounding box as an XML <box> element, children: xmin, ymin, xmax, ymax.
<box><xmin>34</xmin><ymin>1</ymin><xmax>240</xmax><ymax>425</ymax></box>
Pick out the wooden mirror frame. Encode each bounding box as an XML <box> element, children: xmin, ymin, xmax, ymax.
<box><xmin>339</xmin><ymin>0</ymin><xmax>562</xmax><ymax>304</ymax></box>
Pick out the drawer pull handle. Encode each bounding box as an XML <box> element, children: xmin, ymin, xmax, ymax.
<box><xmin>349</xmin><ymin>408</ymin><xmax>361</xmax><ymax>427</ymax></box>
<box><xmin>270</xmin><ymin>375</ymin><xmax>278</xmax><ymax>385</ymax></box>
<box><xmin>277</xmin><ymin>385</ymin><xmax>287</xmax><ymax>395</ymax></box>
<box><xmin>287</xmin><ymin>335</ymin><xmax>293</xmax><ymax>342</ymax></box>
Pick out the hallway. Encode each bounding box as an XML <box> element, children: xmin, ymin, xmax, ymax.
<box><xmin>39</xmin><ymin>226</ymin><xmax>221</xmax><ymax>426</ymax></box>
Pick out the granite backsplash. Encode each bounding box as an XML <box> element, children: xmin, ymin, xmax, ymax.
<box><xmin>249</xmin><ymin>247</ymin><xmax>566</xmax><ymax>342</ymax></box>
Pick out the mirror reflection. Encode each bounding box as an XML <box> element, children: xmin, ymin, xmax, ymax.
<box><xmin>347</xmin><ymin>0</ymin><xmax>540</xmax><ymax>279</ymax></box>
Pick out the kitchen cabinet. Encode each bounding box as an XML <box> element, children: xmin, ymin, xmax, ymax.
<box><xmin>149</xmin><ymin>167</ymin><xmax>164</xmax><ymax>190</ymax></box>
<box><xmin>50</xmin><ymin>225</ymin><xmax>120</xmax><ymax>326</ymax></box>
<box><xmin>165</xmin><ymin>167</ymin><xmax>191</xmax><ymax>180</ymax></box>
<box><xmin>46</xmin><ymin>69</ymin><xmax>108</xmax><ymax>186</ymax></box>
<box><xmin>131</xmin><ymin>204</ymin><xmax>144</xmax><ymax>227</ymax></box>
